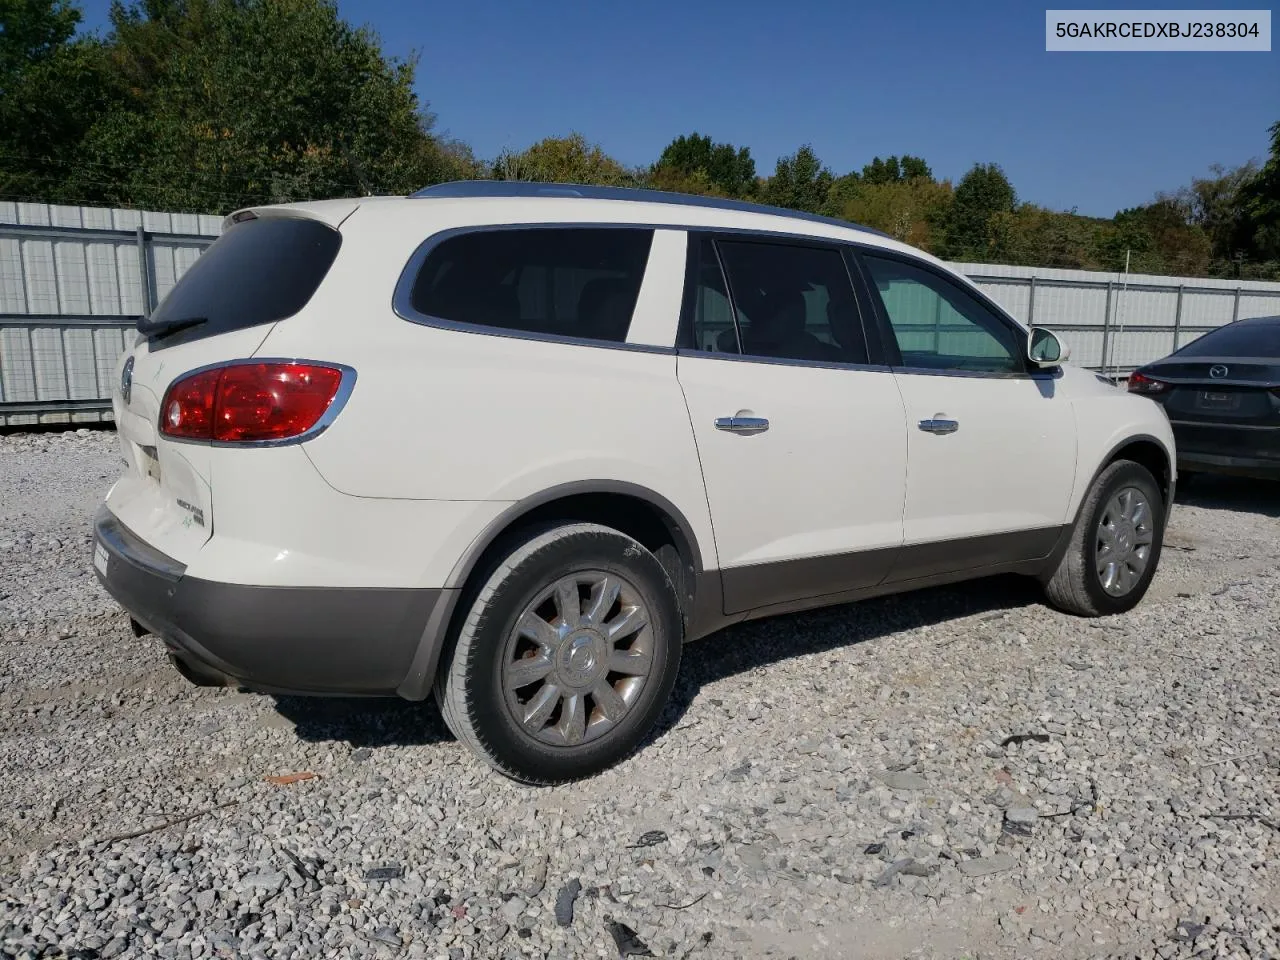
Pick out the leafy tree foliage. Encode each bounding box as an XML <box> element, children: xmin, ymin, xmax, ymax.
<box><xmin>2</xmin><ymin>0</ymin><xmax>470</xmax><ymax>209</ymax></box>
<box><xmin>942</xmin><ymin>163</ymin><xmax>1017</xmax><ymax>259</ymax></box>
<box><xmin>861</xmin><ymin>154</ymin><xmax>932</xmax><ymax>185</ymax></box>
<box><xmin>492</xmin><ymin>133</ymin><xmax>636</xmax><ymax>186</ymax></box>
<box><xmin>763</xmin><ymin>145</ymin><xmax>833</xmax><ymax>214</ymax></box>
<box><xmin>653</xmin><ymin>133</ymin><xmax>755</xmax><ymax>197</ymax></box>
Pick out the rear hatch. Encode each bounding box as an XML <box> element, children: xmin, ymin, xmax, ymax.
<box><xmin>105</xmin><ymin>213</ymin><xmax>344</xmax><ymax>565</ymax></box>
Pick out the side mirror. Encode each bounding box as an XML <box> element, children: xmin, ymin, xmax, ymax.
<box><xmin>1028</xmin><ymin>327</ymin><xmax>1069</xmax><ymax>367</ymax></box>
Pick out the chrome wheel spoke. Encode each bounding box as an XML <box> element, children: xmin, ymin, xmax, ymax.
<box><xmin>584</xmin><ymin>575</ymin><xmax>621</xmax><ymax>627</ymax></box>
<box><xmin>1116</xmin><ymin>562</ymin><xmax>1134</xmax><ymax>593</ymax></box>
<box><xmin>505</xmin><ymin>652</ymin><xmax>553</xmax><ymax>691</ymax></box>
<box><xmin>522</xmin><ymin>683</ymin><xmax>561</xmax><ymax>730</ymax></box>
<box><xmin>559</xmin><ymin>693</ymin><xmax>586</xmax><ymax>745</ymax></box>
<box><xmin>555</xmin><ymin>579</ymin><xmax>582</xmax><ymax>629</ymax></box>
<box><xmin>608</xmin><ymin>647</ymin><xmax>652</xmax><ymax>676</ymax></box>
<box><xmin>1096</xmin><ymin>544</ymin><xmax>1116</xmax><ymax>572</ymax></box>
<box><xmin>1131</xmin><ymin>499</ymin><xmax>1150</xmax><ymax>528</ymax></box>
<box><xmin>606</xmin><ymin>604</ymin><xmax>647</xmax><ymax>641</ymax></box>
<box><xmin>1119</xmin><ymin>489</ymin><xmax>1134</xmax><ymax>520</ymax></box>
<box><xmin>591</xmin><ymin>679</ymin><xmax>627</xmax><ymax>723</ymax></box>
<box><xmin>517</xmin><ymin>612</ymin><xmax>560</xmax><ymax>651</ymax></box>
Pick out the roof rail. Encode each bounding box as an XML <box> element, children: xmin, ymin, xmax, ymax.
<box><xmin>410</xmin><ymin>180</ymin><xmax>891</xmax><ymax>239</ymax></box>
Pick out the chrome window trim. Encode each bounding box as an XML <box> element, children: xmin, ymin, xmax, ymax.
<box><xmin>158</xmin><ymin>357</ymin><xmax>358</xmax><ymax>448</ymax></box>
<box><xmin>676</xmin><ymin>349</ymin><xmax>893</xmax><ymax>375</ymax></box>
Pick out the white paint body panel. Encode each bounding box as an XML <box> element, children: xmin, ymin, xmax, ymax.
<box><xmin>677</xmin><ymin>356</ymin><xmax>907</xmax><ymax>567</ymax></box>
<box><xmin>894</xmin><ymin>372</ymin><xmax>1078</xmax><ymax>543</ymax></box>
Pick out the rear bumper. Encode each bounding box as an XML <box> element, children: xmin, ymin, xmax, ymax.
<box><xmin>1170</xmin><ymin>420</ymin><xmax>1280</xmax><ymax>479</ymax></box>
<box><xmin>93</xmin><ymin>506</ymin><xmax>446</xmax><ymax>696</ymax></box>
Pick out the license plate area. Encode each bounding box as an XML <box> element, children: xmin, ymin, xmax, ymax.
<box><xmin>140</xmin><ymin>445</ymin><xmax>162</xmax><ymax>484</ymax></box>
<box><xmin>1196</xmin><ymin>390</ymin><xmax>1240</xmax><ymax>411</ymax></box>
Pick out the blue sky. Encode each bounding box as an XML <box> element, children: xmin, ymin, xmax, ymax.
<box><xmin>76</xmin><ymin>0</ymin><xmax>1277</xmax><ymax>218</ymax></box>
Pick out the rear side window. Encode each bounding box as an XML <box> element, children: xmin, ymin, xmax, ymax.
<box><xmin>1177</xmin><ymin>320</ymin><xmax>1280</xmax><ymax>358</ymax></box>
<box><xmin>408</xmin><ymin>228</ymin><xmax>654</xmax><ymax>343</ymax></box>
<box><xmin>143</xmin><ymin>217</ymin><xmax>341</xmax><ymax>347</ymax></box>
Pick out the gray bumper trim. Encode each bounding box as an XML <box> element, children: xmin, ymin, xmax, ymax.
<box><xmin>93</xmin><ymin>507</ymin><xmax>445</xmax><ymax>696</ymax></box>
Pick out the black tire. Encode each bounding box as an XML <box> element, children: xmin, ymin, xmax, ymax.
<box><xmin>1043</xmin><ymin>459</ymin><xmax>1165</xmax><ymax>617</ymax></box>
<box><xmin>435</xmin><ymin>523</ymin><xmax>682</xmax><ymax>784</ymax></box>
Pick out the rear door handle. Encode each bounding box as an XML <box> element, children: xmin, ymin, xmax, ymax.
<box><xmin>918</xmin><ymin>417</ymin><xmax>959</xmax><ymax>435</ymax></box>
<box><xmin>715</xmin><ymin>416</ymin><xmax>770</xmax><ymax>434</ymax></box>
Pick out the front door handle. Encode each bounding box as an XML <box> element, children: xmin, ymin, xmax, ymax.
<box><xmin>918</xmin><ymin>417</ymin><xmax>959</xmax><ymax>435</ymax></box>
<box><xmin>715</xmin><ymin>416</ymin><xmax>770</xmax><ymax>434</ymax></box>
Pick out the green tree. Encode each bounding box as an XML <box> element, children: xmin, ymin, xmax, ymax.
<box><xmin>829</xmin><ymin>177</ymin><xmax>952</xmax><ymax>249</ymax></box>
<box><xmin>764</xmin><ymin>144</ymin><xmax>832</xmax><ymax>213</ymax></box>
<box><xmin>0</xmin><ymin>0</ymin><xmax>79</xmax><ymax>81</ymax></box>
<box><xmin>861</xmin><ymin>154</ymin><xmax>932</xmax><ymax>185</ymax></box>
<box><xmin>492</xmin><ymin>133</ymin><xmax>634</xmax><ymax>186</ymax></box>
<box><xmin>0</xmin><ymin>0</ymin><xmax>113</xmax><ymax>202</ymax></box>
<box><xmin>1239</xmin><ymin>120</ymin><xmax>1280</xmax><ymax>265</ymax></box>
<box><xmin>943</xmin><ymin>163</ymin><xmax>1017</xmax><ymax>260</ymax></box>
<box><xmin>652</xmin><ymin>132</ymin><xmax>755</xmax><ymax>197</ymax></box>
<box><xmin>4</xmin><ymin>0</ymin><xmax>467</xmax><ymax>211</ymax></box>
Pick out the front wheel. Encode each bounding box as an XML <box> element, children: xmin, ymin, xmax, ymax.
<box><xmin>1043</xmin><ymin>459</ymin><xmax>1165</xmax><ymax>616</ymax></box>
<box><xmin>435</xmin><ymin>523</ymin><xmax>682</xmax><ymax>784</ymax></box>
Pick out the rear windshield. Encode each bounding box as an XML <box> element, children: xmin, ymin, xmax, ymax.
<box><xmin>1178</xmin><ymin>319</ymin><xmax>1280</xmax><ymax>358</ymax></box>
<box><xmin>141</xmin><ymin>216</ymin><xmax>341</xmax><ymax>347</ymax></box>
<box><xmin>408</xmin><ymin>228</ymin><xmax>654</xmax><ymax>343</ymax></box>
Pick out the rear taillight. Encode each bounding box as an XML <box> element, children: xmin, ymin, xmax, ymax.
<box><xmin>160</xmin><ymin>362</ymin><xmax>349</xmax><ymax>443</ymax></box>
<box><xmin>1127</xmin><ymin>371</ymin><xmax>1168</xmax><ymax>395</ymax></box>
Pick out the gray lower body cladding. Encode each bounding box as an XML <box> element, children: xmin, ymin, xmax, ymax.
<box><xmin>93</xmin><ymin>507</ymin><xmax>443</xmax><ymax>696</ymax></box>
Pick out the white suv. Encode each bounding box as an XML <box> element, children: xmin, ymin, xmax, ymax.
<box><xmin>94</xmin><ymin>182</ymin><xmax>1176</xmax><ymax>783</ymax></box>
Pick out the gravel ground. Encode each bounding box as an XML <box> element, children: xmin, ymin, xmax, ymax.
<box><xmin>1</xmin><ymin>428</ymin><xmax>1277</xmax><ymax>960</ymax></box>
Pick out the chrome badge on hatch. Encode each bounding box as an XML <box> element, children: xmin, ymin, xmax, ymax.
<box><xmin>120</xmin><ymin>356</ymin><xmax>134</xmax><ymax>404</ymax></box>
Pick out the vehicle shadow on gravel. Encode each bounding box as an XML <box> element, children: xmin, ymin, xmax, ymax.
<box><xmin>269</xmin><ymin>574</ymin><xmax>1042</xmax><ymax>753</ymax></box>
<box><xmin>654</xmin><ymin>573</ymin><xmax>1043</xmax><ymax>744</ymax></box>
<box><xmin>272</xmin><ymin>694</ymin><xmax>452</xmax><ymax>748</ymax></box>
<box><xmin>1176</xmin><ymin>474</ymin><xmax>1280</xmax><ymax>518</ymax></box>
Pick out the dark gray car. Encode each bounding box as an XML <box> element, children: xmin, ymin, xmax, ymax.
<box><xmin>1128</xmin><ymin>315</ymin><xmax>1280</xmax><ymax>481</ymax></box>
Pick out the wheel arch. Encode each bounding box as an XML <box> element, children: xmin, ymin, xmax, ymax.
<box><xmin>1095</xmin><ymin>433</ymin><xmax>1174</xmax><ymax>512</ymax></box>
<box><xmin>396</xmin><ymin>481</ymin><xmax>706</xmax><ymax>700</ymax></box>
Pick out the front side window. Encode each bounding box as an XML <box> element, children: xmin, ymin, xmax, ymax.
<box><xmin>861</xmin><ymin>254</ymin><xmax>1023</xmax><ymax>374</ymax></box>
<box><xmin>693</xmin><ymin>238</ymin><xmax>868</xmax><ymax>365</ymax></box>
<box><xmin>409</xmin><ymin>228</ymin><xmax>654</xmax><ymax>343</ymax></box>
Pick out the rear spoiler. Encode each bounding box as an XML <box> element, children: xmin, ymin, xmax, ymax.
<box><xmin>220</xmin><ymin>197</ymin><xmax>371</xmax><ymax>233</ymax></box>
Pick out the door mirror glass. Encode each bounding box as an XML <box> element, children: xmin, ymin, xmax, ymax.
<box><xmin>1028</xmin><ymin>327</ymin><xmax>1069</xmax><ymax>366</ymax></box>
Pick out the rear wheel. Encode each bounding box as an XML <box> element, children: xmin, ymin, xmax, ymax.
<box><xmin>1043</xmin><ymin>460</ymin><xmax>1165</xmax><ymax>616</ymax></box>
<box><xmin>435</xmin><ymin>523</ymin><xmax>682</xmax><ymax>784</ymax></box>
